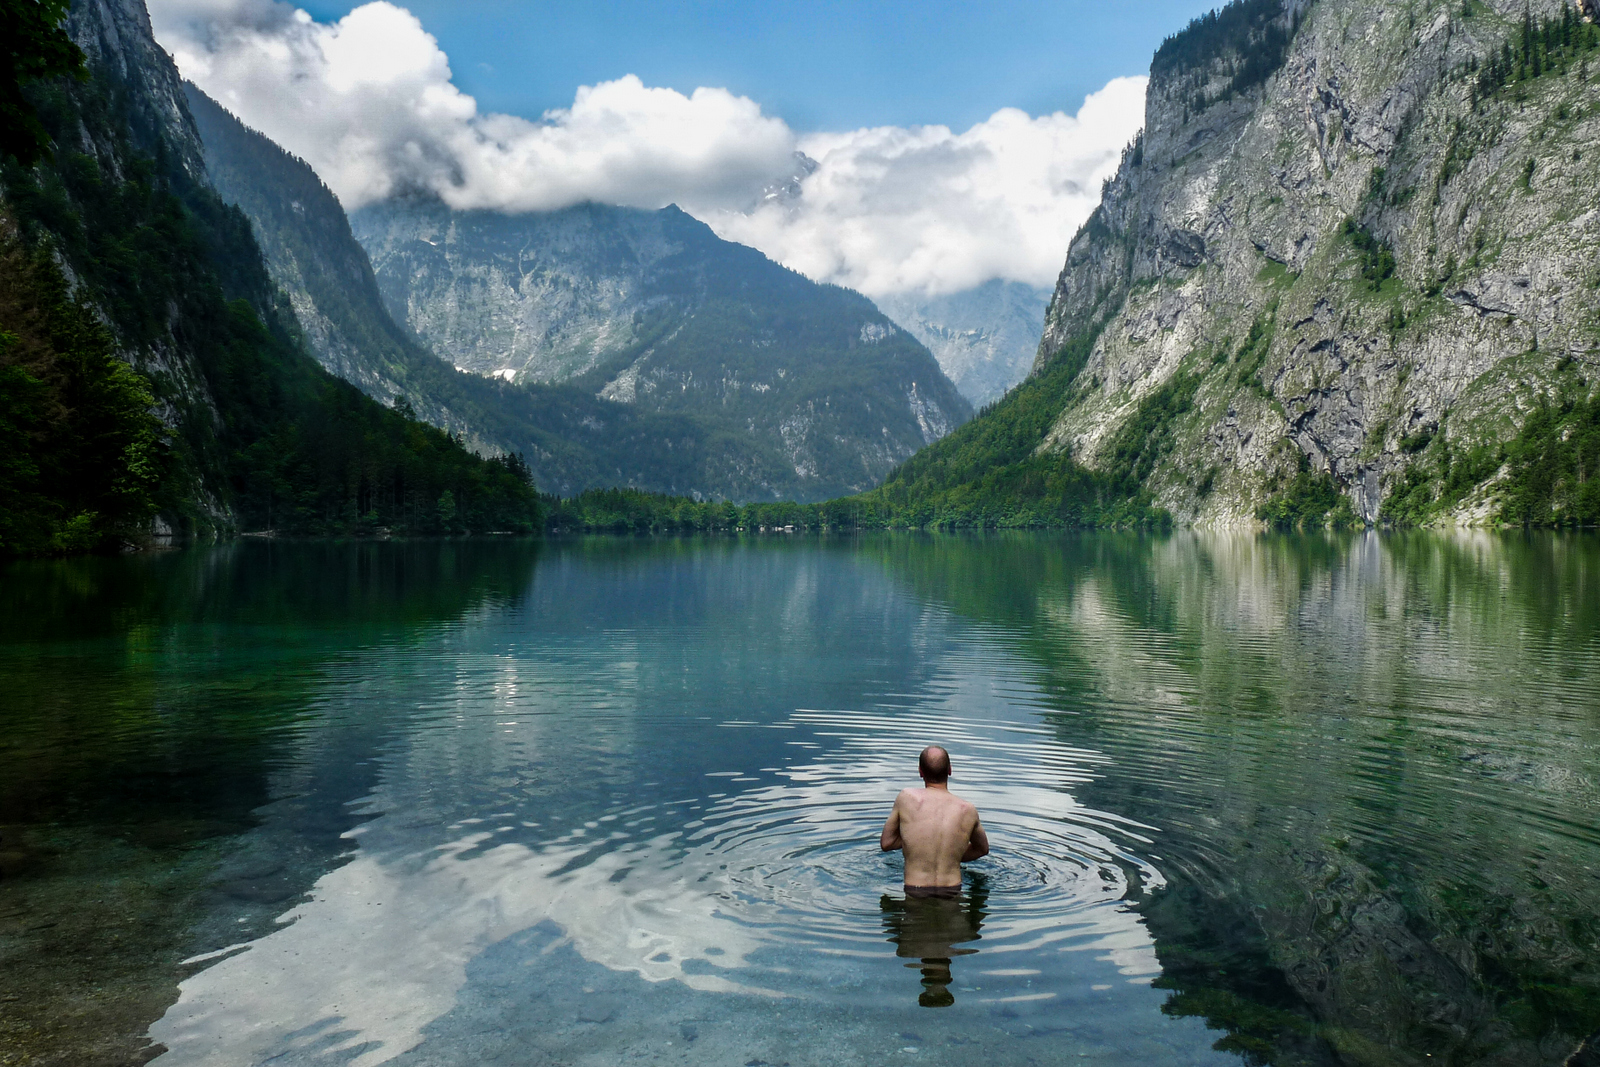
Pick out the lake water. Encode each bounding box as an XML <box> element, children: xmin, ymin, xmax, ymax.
<box><xmin>2</xmin><ymin>532</ymin><xmax>1598</xmax><ymax>1067</ymax></box>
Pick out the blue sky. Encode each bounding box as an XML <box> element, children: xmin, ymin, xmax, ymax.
<box><xmin>289</xmin><ymin>0</ymin><xmax>1221</xmax><ymax>131</ymax></box>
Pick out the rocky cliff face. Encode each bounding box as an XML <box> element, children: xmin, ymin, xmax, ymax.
<box><xmin>54</xmin><ymin>0</ymin><xmax>231</xmax><ymax>532</ymax></box>
<box><xmin>66</xmin><ymin>0</ymin><xmax>205</xmax><ymax>182</ymax></box>
<box><xmin>353</xmin><ymin>198</ymin><xmax>973</xmax><ymax>495</ymax></box>
<box><xmin>1036</xmin><ymin>0</ymin><xmax>1599</xmax><ymax>525</ymax></box>
<box><xmin>876</xmin><ymin>280</ymin><xmax>1053</xmax><ymax>407</ymax></box>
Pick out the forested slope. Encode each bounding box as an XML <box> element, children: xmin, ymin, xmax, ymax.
<box><xmin>0</xmin><ymin>0</ymin><xmax>538</xmax><ymax>553</ymax></box>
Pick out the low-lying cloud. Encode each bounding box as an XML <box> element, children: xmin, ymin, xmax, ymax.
<box><xmin>148</xmin><ymin>0</ymin><xmax>1146</xmax><ymax>297</ymax></box>
<box><xmin>713</xmin><ymin>80</ymin><xmax>1146</xmax><ymax>297</ymax></box>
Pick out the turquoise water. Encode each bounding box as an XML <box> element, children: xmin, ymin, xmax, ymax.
<box><xmin>1</xmin><ymin>533</ymin><xmax>1597</xmax><ymax>1066</ymax></box>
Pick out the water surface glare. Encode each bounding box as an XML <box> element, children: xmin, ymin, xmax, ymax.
<box><xmin>1</xmin><ymin>532</ymin><xmax>1598</xmax><ymax>1067</ymax></box>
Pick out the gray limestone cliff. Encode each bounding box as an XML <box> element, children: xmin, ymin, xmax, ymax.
<box><xmin>1035</xmin><ymin>0</ymin><xmax>1599</xmax><ymax>525</ymax></box>
<box><xmin>877</xmin><ymin>281</ymin><xmax>1053</xmax><ymax>407</ymax></box>
<box><xmin>352</xmin><ymin>198</ymin><xmax>973</xmax><ymax>495</ymax></box>
<box><xmin>52</xmin><ymin>0</ymin><xmax>229</xmax><ymax>532</ymax></box>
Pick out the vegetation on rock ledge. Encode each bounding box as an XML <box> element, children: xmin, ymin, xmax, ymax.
<box><xmin>1384</xmin><ymin>379</ymin><xmax>1600</xmax><ymax>528</ymax></box>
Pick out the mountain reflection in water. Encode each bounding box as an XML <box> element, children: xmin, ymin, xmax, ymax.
<box><xmin>0</xmin><ymin>532</ymin><xmax>1596</xmax><ymax>1067</ymax></box>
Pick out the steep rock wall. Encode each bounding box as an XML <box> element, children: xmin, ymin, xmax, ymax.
<box><xmin>1037</xmin><ymin>0</ymin><xmax>1599</xmax><ymax>525</ymax></box>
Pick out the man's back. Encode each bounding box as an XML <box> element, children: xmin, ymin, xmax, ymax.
<box><xmin>880</xmin><ymin>747</ymin><xmax>989</xmax><ymax>888</ymax></box>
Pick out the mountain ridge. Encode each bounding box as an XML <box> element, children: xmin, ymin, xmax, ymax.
<box><xmin>352</xmin><ymin>195</ymin><xmax>973</xmax><ymax>497</ymax></box>
<box><xmin>182</xmin><ymin>86</ymin><xmax>932</xmax><ymax>501</ymax></box>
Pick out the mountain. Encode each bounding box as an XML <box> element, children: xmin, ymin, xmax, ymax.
<box><xmin>876</xmin><ymin>281</ymin><xmax>1054</xmax><ymax>406</ymax></box>
<box><xmin>0</xmin><ymin>0</ymin><xmax>538</xmax><ymax>553</ymax></box>
<box><xmin>351</xmin><ymin>198</ymin><xmax>973</xmax><ymax>498</ymax></box>
<box><xmin>865</xmin><ymin>0</ymin><xmax>1600</xmax><ymax>529</ymax></box>
<box><xmin>180</xmin><ymin>82</ymin><xmax>430</xmax><ymax>410</ymax></box>
<box><xmin>181</xmin><ymin>84</ymin><xmax>824</xmax><ymax>501</ymax></box>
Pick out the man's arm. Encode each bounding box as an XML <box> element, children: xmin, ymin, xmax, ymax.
<box><xmin>961</xmin><ymin>815</ymin><xmax>989</xmax><ymax>862</ymax></box>
<box><xmin>880</xmin><ymin>795</ymin><xmax>904</xmax><ymax>852</ymax></box>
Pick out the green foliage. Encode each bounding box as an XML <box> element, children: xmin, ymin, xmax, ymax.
<box><xmin>1233</xmin><ymin>312</ymin><xmax>1276</xmax><ymax>395</ymax></box>
<box><xmin>1474</xmin><ymin>7</ymin><xmax>1599</xmax><ymax>102</ymax></box>
<box><xmin>543</xmin><ymin>488</ymin><xmax>734</xmax><ymax>533</ymax></box>
<box><xmin>1498</xmin><ymin>392</ymin><xmax>1600</xmax><ymax>526</ymax></box>
<box><xmin>1100</xmin><ymin>371</ymin><xmax>1201</xmax><ymax>493</ymax></box>
<box><xmin>1438</xmin><ymin>119</ymin><xmax>1474</xmax><ymax>187</ymax></box>
<box><xmin>1257</xmin><ymin>454</ymin><xmax>1359</xmax><ymax>529</ymax></box>
<box><xmin>1381</xmin><ymin>432</ymin><xmax>1501</xmax><ymax>526</ymax></box>
<box><xmin>0</xmin><ymin>0</ymin><xmax>85</xmax><ymax>166</ymax></box>
<box><xmin>829</xmin><ymin>322</ymin><xmax>1171</xmax><ymax>528</ymax></box>
<box><xmin>0</xmin><ymin>48</ymin><xmax>539</xmax><ymax>553</ymax></box>
<box><xmin>1383</xmin><ymin>387</ymin><xmax>1599</xmax><ymax>527</ymax></box>
<box><xmin>1399</xmin><ymin>428</ymin><xmax>1433</xmax><ymax>454</ymax></box>
<box><xmin>883</xmin><ymin>328</ymin><xmax>1101</xmax><ymax>495</ymax></box>
<box><xmin>1342</xmin><ymin>219</ymin><xmax>1396</xmax><ymax>291</ymax></box>
<box><xmin>1152</xmin><ymin>0</ymin><xmax>1296</xmax><ymax>115</ymax></box>
<box><xmin>0</xmin><ymin>234</ymin><xmax>162</xmax><ymax>554</ymax></box>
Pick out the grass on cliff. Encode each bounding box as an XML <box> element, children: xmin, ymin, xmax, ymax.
<box><xmin>1470</xmin><ymin>6</ymin><xmax>1599</xmax><ymax>105</ymax></box>
<box><xmin>1383</xmin><ymin>373</ymin><xmax>1600</xmax><ymax>527</ymax></box>
<box><xmin>853</xmin><ymin>322</ymin><xmax>1173</xmax><ymax>528</ymax></box>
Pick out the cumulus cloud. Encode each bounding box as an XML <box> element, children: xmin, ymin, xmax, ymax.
<box><xmin>147</xmin><ymin>0</ymin><xmax>1146</xmax><ymax>297</ymax></box>
<box><xmin>149</xmin><ymin>0</ymin><xmax>796</xmax><ymax>212</ymax></box>
<box><xmin>711</xmin><ymin>80</ymin><xmax>1146</xmax><ymax>297</ymax></box>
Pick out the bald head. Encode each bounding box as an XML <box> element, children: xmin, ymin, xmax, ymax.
<box><xmin>918</xmin><ymin>746</ymin><xmax>951</xmax><ymax>784</ymax></box>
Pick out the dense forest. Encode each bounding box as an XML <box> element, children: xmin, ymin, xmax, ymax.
<box><xmin>0</xmin><ymin>2</ymin><xmax>539</xmax><ymax>555</ymax></box>
<box><xmin>1149</xmin><ymin>0</ymin><xmax>1297</xmax><ymax>116</ymax></box>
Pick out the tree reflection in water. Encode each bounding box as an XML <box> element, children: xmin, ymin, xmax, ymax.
<box><xmin>881</xmin><ymin>876</ymin><xmax>989</xmax><ymax>1007</ymax></box>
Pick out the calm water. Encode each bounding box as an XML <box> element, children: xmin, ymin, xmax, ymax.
<box><xmin>1</xmin><ymin>533</ymin><xmax>1598</xmax><ymax>1067</ymax></box>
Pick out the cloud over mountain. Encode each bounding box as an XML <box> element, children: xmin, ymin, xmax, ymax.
<box><xmin>148</xmin><ymin>0</ymin><xmax>1145</xmax><ymax>296</ymax></box>
<box><xmin>713</xmin><ymin>79</ymin><xmax>1146</xmax><ymax>298</ymax></box>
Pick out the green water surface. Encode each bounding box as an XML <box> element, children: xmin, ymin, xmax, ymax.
<box><xmin>1</xmin><ymin>532</ymin><xmax>1597</xmax><ymax>1067</ymax></box>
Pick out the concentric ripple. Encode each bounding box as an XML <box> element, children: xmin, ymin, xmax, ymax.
<box><xmin>538</xmin><ymin>706</ymin><xmax>1168</xmax><ymax>982</ymax></box>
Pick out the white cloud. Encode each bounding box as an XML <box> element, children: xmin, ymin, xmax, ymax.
<box><xmin>148</xmin><ymin>0</ymin><xmax>1146</xmax><ymax>298</ymax></box>
<box><xmin>713</xmin><ymin>80</ymin><xmax>1146</xmax><ymax>297</ymax></box>
<box><xmin>149</xmin><ymin>0</ymin><xmax>796</xmax><ymax>212</ymax></box>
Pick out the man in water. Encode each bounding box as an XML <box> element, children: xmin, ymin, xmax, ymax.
<box><xmin>879</xmin><ymin>746</ymin><xmax>989</xmax><ymax>891</ymax></box>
